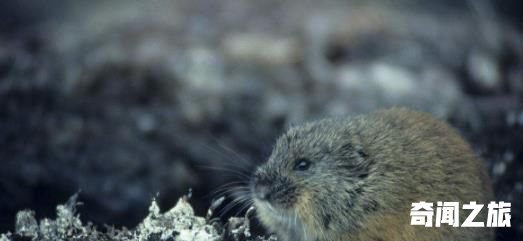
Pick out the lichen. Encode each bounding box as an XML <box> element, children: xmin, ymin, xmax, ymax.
<box><xmin>1</xmin><ymin>194</ymin><xmax>277</xmax><ymax>241</ymax></box>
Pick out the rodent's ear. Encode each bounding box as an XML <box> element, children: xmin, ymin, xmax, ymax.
<box><xmin>339</xmin><ymin>142</ymin><xmax>371</xmax><ymax>179</ymax></box>
<box><xmin>357</xmin><ymin>147</ymin><xmax>368</xmax><ymax>158</ymax></box>
<box><xmin>341</xmin><ymin>143</ymin><xmax>368</xmax><ymax>159</ymax></box>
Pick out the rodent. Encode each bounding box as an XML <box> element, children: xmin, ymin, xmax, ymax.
<box><xmin>250</xmin><ymin>108</ymin><xmax>494</xmax><ymax>241</ymax></box>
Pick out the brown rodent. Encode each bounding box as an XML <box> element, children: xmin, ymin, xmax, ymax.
<box><xmin>250</xmin><ymin>108</ymin><xmax>494</xmax><ymax>241</ymax></box>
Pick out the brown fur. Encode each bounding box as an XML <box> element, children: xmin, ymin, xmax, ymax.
<box><xmin>251</xmin><ymin>108</ymin><xmax>494</xmax><ymax>241</ymax></box>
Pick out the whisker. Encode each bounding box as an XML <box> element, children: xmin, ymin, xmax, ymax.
<box><xmin>206</xmin><ymin>185</ymin><xmax>250</xmax><ymax>201</ymax></box>
<box><xmin>233</xmin><ymin>199</ymin><xmax>254</xmax><ymax>218</ymax></box>
<box><xmin>210</xmin><ymin>136</ymin><xmax>253</xmax><ymax>167</ymax></box>
<box><xmin>218</xmin><ymin>193</ymin><xmax>251</xmax><ymax>218</ymax></box>
<box><xmin>191</xmin><ymin>139</ymin><xmax>254</xmax><ymax>176</ymax></box>
<box><xmin>294</xmin><ymin>212</ymin><xmax>297</xmax><ymax>229</ymax></box>
<box><xmin>197</xmin><ymin>165</ymin><xmax>252</xmax><ymax>180</ymax></box>
<box><xmin>210</xmin><ymin>180</ymin><xmax>250</xmax><ymax>193</ymax></box>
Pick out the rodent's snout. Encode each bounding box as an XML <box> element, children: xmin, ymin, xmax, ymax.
<box><xmin>252</xmin><ymin>174</ymin><xmax>271</xmax><ymax>200</ymax></box>
<box><xmin>251</xmin><ymin>170</ymin><xmax>297</xmax><ymax>209</ymax></box>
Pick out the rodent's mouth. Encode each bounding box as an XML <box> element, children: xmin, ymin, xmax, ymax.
<box><xmin>254</xmin><ymin>198</ymin><xmax>292</xmax><ymax>223</ymax></box>
<box><xmin>255</xmin><ymin>200</ymin><xmax>277</xmax><ymax>215</ymax></box>
<box><xmin>251</xmin><ymin>186</ymin><xmax>288</xmax><ymax>214</ymax></box>
<box><xmin>254</xmin><ymin>198</ymin><xmax>309</xmax><ymax>240</ymax></box>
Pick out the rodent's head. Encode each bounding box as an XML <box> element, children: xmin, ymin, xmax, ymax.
<box><xmin>251</xmin><ymin>118</ymin><xmax>374</xmax><ymax>239</ymax></box>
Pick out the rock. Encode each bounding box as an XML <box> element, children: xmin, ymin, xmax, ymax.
<box><xmin>467</xmin><ymin>50</ymin><xmax>501</xmax><ymax>92</ymax></box>
<box><xmin>222</xmin><ymin>33</ymin><xmax>301</xmax><ymax>65</ymax></box>
<box><xmin>330</xmin><ymin>62</ymin><xmax>465</xmax><ymax>118</ymax></box>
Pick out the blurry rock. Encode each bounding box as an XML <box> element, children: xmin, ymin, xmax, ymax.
<box><xmin>508</xmin><ymin>66</ymin><xmax>523</xmax><ymax>95</ymax></box>
<box><xmin>177</xmin><ymin>47</ymin><xmax>225</xmax><ymax>92</ymax></box>
<box><xmin>330</xmin><ymin>62</ymin><xmax>464</xmax><ymax>118</ymax></box>
<box><xmin>493</xmin><ymin>161</ymin><xmax>507</xmax><ymax>178</ymax></box>
<box><xmin>467</xmin><ymin>50</ymin><xmax>501</xmax><ymax>92</ymax></box>
<box><xmin>175</xmin><ymin>46</ymin><xmax>227</xmax><ymax>125</ymax></box>
<box><xmin>222</xmin><ymin>33</ymin><xmax>301</xmax><ymax>65</ymax></box>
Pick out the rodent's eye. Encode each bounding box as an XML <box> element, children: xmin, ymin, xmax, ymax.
<box><xmin>293</xmin><ymin>158</ymin><xmax>311</xmax><ymax>171</ymax></box>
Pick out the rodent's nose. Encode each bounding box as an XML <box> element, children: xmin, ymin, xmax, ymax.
<box><xmin>253</xmin><ymin>176</ymin><xmax>271</xmax><ymax>200</ymax></box>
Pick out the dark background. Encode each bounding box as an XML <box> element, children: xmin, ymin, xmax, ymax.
<box><xmin>0</xmin><ymin>0</ymin><xmax>522</xmax><ymax>240</ymax></box>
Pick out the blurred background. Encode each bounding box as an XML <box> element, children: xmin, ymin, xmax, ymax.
<box><xmin>0</xmin><ymin>0</ymin><xmax>522</xmax><ymax>240</ymax></box>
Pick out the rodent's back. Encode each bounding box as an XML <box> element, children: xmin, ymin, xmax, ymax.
<box><xmin>347</xmin><ymin>108</ymin><xmax>494</xmax><ymax>241</ymax></box>
<box><xmin>251</xmin><ymin>108</ymin><xmax>494</xmax><ymax>241</ymax></box>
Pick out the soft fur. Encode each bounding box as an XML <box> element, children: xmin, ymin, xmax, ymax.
<box><xmin>251</xmin><ymin>108</ymin><xmax>494</xmax><ymax>241</ymax></box>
